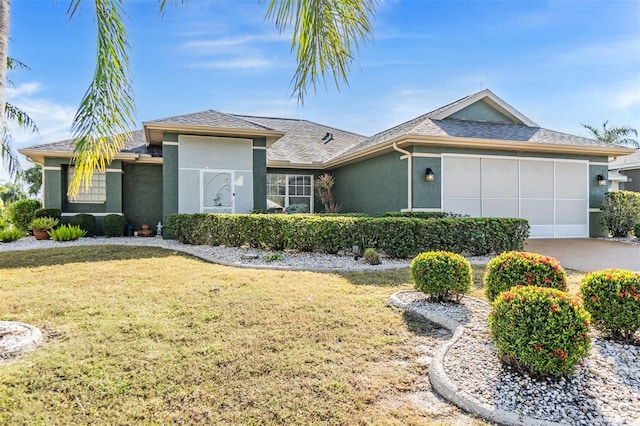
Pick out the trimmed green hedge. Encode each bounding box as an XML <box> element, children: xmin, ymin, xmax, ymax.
<box><xmin>165</xmin><ymin>214</ymin><xmax>529</xmax><ymax>259</ymax></box>
<box><xmin>376</xmin><ymin>211</ymin><xmax>467</xmax><ymax>219</ymax></box>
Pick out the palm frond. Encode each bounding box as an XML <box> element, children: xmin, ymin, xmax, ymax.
<box><xmin>581</xmin><ymin>121</ymin><xmax>639</xmax><ymax>148</ymax></box>
<box><xmin>5</xmin><ymin>102</ymin><xmax>38</xmax><ymax>134</ymax></box>
<box><xmin>68</xmin><ymin>0</ymin><xmax>135</xmax><ymax>196</ymax></box>
<box><xmin>265</xmin><ymin>0</ymin><xmax>377</xmax><ymax>104</ymax></box>
<box><xmin>7</xmin><ymin>57</ymin><xmax>30</xmax><ymax>71</ymax></box>
<box><xmin>1</xmin><ymin>122</ymin><xmax>22</xmax><ymax>177</ymax></box>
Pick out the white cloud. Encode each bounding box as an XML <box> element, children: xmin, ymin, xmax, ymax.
<box><xmin>0</xmin><ymin>82</ymin><xmax>76</xmax><ymax>181</ymax></box>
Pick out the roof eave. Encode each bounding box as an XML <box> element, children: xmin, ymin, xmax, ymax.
<box><xmin>143</xmin><ymin>122</ymin><xmax>284</xmax><ymax>146</ymax></box>
<box><xmin>323</xmin><ymin>135</ymin><xmax>635</xmax><ymax>169</ymax></box>
<box><xmin>18</xmin><ymin>148</ymin><xmax>156</xmax><ymax>165</ymax></box>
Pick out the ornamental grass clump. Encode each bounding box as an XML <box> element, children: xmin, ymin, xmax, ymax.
<box><xmin>484</xmin><ymin>251</ymin><xmax>567</xmax><ymax>302</ymax></box>
<box><xmin>411</xmin><ymin>251</ymin><xmax>472</xmax><ymax>302</ymax></box>
<box><xmin>363</xmin><ymin>248</ymin><xmax>381</xmax><ymax>265</ymax></box>
<box><xmin>0</xmin><ymin>228</ymin><xmax>25</xmax><ymax>242</ymax></box>
<box><xmin>489</xmin><ymin>286</ymin><xmax>591</xmax><ymax>377</ymax></box>
<box><xmin>49</xmin><ymin>224</ymin><xmax>86</xmax><ymax>242</ymax></box>
<box><xmin>580</xmin><ymin>269</ymin><xmax>640</xmax><ymax>343</ymax></box>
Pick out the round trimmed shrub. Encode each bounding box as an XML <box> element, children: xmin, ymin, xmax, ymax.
<box><xmin>33</xmin><ymin>208</ymin><xmax>62</xmax><ymax>224</ymax></box>
<box><xmin>580</xmin><ymin>269</ymin><xmax>640</xmax><ymax>342</ymax></box>
<box><xmin>5</xmin><ymin>199</ymin><xmax>42</xmax><ymax>232</ymax></box>
<box><xmin>70</xmin><ymin>213</ymin><xmax>96</xmax><ymax>236</ymax></box>
<box><xmin>484</xmin><ymin>251</ymin><xmax>567</xmax><ymax>302</ymax></box>
<box><xmin>102</xmin><ymin>214</ymin><xmax>126</xmax><ymax>237</ymax></box>
<box><xmin>489</xmin><ymin>286</ymin><xmax>591</xmax><ymax>377</ymax></box>
<box><xmin>411</xmin><ymin>251</ymin><xmax>472</xmax><ymax>301</ymax></box>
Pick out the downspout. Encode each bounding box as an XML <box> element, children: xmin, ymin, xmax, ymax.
<box><xmin>392</xmin><ymin>142</ymin><xmax>412</xmax><ymax>211</ymax></box>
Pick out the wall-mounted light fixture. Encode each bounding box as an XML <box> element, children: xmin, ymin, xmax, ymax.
<box><xmin>425</xmin><ymin>168</ymin><xmax>435</xmax><ymax>182</ymax></box>
<box><xmin>596</xmin><ymin>174</ymin><xmax>606</xmax><ymax>186</ymax></box>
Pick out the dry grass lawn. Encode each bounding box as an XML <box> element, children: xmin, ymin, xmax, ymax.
<box><xmin>0</xmin><ymin>246</ymin><xmax>490</xmax><ymax>425</ymax></box>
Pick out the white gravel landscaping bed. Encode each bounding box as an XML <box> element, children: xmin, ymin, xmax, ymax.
<box><xmin>0</xmin><ymin>236</ymin><xmax>492</xmax><ymax>270</ymax></box>
<box><xmin>394</xmin><ymin>291</ymin><xmax>640</xmax><ymax>426</ymax></box>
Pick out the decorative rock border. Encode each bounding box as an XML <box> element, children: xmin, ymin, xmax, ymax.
<box><xmin>0</xmin><ymin>321</ymin><xmax>43</xmax><ymax>363</ymax></box>
<box><xmin>389</xmin><ymin>292</ymin><xmax>564</xmax><ymax>426</ymax></box>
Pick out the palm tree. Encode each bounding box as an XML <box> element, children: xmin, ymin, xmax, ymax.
<box><xmin>18</xmin><ymin>165</ymin><xmax>42</xmax><ymax>196</ymax></box>
<box><xmin>581</xmin><ymin>121</ymin><xmax>639</xmax><ymax>148</ymax></box>
<box><xmin>65</xmin><ymin>0</ymin><xmax>378</xmax><ymax>196</ymax></box>
<box><xmin>0</xmin><ymin>0</ymin><xmax>8</xmax><ymax>132</ymax></box>
<box><xmin>1</xmin><ymin>57</ymin><xmax>39</xmax><ymax>177</ymax></box>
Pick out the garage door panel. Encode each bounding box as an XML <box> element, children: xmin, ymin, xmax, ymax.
<box><xmin>521</xmin><ymin>160</ymin><xmax>554</xmax><ymax>198</ymax></box>
<box><xmin>443</xmin><ymin>199</ymin><xmax>481</xmax><ymax>217</ymax></box>
<box><xmin>530</xmin><ymin>225</ymin><xmax>555</xmax><ymax>238</ymax></box>
<box><xmin>555</xmin><ymin>162</ymin><xmax>588</xmax><ymax>199</ymax></box>
<box><xmin>482</xmin><ymin>159</ymin><xmax>518</xmax><ymax>198</ymax></box>
<box><xmin>442</xmin><ymin>156</ymin><xmax>588</xmax><ymax>238</ymax></box>
<box><xmin>556</xmin><ymin>200</ymin><xmax>587</xmax><ymax>225</ymax></box>
<box><xmin>443</xmin><ymin>157</ymin><xmax>480</xmax><ymax>198</ymax></box>
<box><xmin>483</xmin><ymin>199</ymin><xmax>519</xmax><ymax>218</ymax></box>
<box><xmin>521</xmin><ymin>199</ymin><xmax>554</xmax><ymax>225</ymax></box>
<box><xmin>555</xmin><ymin>225</ymin><xmax>589</xmax><ymax>238</ymax></box>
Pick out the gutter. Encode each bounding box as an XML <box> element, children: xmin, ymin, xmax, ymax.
<box><xmin>392</xmin><ymin>142</ymin><xmax>412</xmax><ymax>211</ymax></box>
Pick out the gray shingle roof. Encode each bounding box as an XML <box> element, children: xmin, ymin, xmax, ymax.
<box><xmin>609</xmin><ymin>148</ymin><xmax>640</xmax><ymax>169</ymax></box>
<box><xmin>23</xmin><ymin>130</ymin><xmax>160</xmax><ymax>156</ymax></box>
<box><xmin>232</xmin><ymin>115</ymin><xmax>365</xmax><ymax>164</ymax></box>
<box><xmin>341</xmin><ymin>115</ymin><xmax>620</xmax><ymax>158</ymax></box>
<box><xmin>148</xmin><ymin>110</ymin><xmax>273</xmax><ymax>131</ymax></box>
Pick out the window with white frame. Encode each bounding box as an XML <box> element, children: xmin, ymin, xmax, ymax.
<box><xmin>267</xmin><ymin>174</ymin><xmax>313</xmax><ymax>213</ymax></box>
<box><xmin>67</xmin><ymin>167</ymin><xmax>107</xmax><ymax>203</ymax></box>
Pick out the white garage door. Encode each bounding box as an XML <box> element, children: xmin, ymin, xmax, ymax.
<box><xmin>442</xmin><ymin>155</ymin><xmax>588</xmax><ymax>238</ymax></box>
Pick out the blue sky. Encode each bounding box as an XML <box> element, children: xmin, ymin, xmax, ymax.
<box><xmin>2</xmin><ymin>0</ymin><xmax>639</xmax><ymax>182</ymax></box>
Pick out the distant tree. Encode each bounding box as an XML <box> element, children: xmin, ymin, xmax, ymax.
<box><xmin>18</xmin><ymin>165</ymin><xmax>42</xmax><ymax>196</ymax></box>
<box><xmin>0</xmin><ymin>181</ymin><xmax>26</xmax><ymax>205</ymax></box>
<box><xmin>581</xmin><ymin>121</ymin><xmax>639</xmax><ymax>148</ymax></box>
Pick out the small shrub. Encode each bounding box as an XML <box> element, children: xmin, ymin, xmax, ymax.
<box><xmin>49</xmin><ymin>224</ymin><xmax>86</xmax><ymax>241</ymax></box>
<box><xmin>5</xmin><ymin>199</ymin><xmax>42</xmax><ymax>232</ymax></box>
<box><xmin>102</xmin><ymin>214</ymin><xmax>126</xmax><ymax>237</ymax></box>
<box><xmin>634</xmin><ymin>222</ymin><xmax>640</xmax><ymax>238</ymax></box>
<box><xmin>580</xmin><ymin>269</ymin><xmax>640</xmax><ymax>342</ymax></box>
<box><xmin>0</xmin><ymin>212</ymin><xmax>7</xmax><ymax>231</ymax></box>
<box><xmin>363</xmin><ymin>248</ymin><xmax>381</xmax><ymax>265</ymax></box>
<box><xmin>262</xmin><ymin>253</ymin><xmax>284</xmax><ymax>263</ymax></box>
<box><xmin>33</xmin><ymin>208</ymin><xmax>62</xmax><ymax>224</ymax></box>
<box><xmin>601</xmin><ymin>190</ymin><xmax>640</xmax><ymax>237</ymax></box>
<box><xmin>0</xmin><ymin>228</ymin><xmax>26</xmax><ymax>242</ymax></box>
<box><xmin>30</xmin><ymin>217</ymin><xmax>59</xmax><ymax>231</ymax></box>
<box><xmin>411</xmin><ymin>251</ymin><xmax>472</xmax><ymax>301</ymax></box>
<box><xmin>70</xmin><ymin>213</ymin><xmax>96</xmax><ymax>236</ymax></box>
<box><xmin>484</xmin><ymin>251</ymin><xmax>567</xmax><ymax>302</ymax></box>
<box><xmin>489</xmin><ymin>286</ymin><xmax>591</xmax><ymax>377</ymax></box>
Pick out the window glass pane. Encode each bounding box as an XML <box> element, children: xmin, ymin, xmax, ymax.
<box><xmin>68</xmin><ymin>167</ymin><xmax>107</xmax><ymax>203</ymax></box>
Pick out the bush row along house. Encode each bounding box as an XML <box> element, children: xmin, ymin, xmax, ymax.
<box><xmin>19</xmin><ymin>89</ymin><xmax>634</xmax><ymax>238</ymax></box>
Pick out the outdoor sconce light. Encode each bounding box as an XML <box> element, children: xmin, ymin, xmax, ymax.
<box><xmin>596</xmin><ymin>174</ymin><xmax>606</xmax><ymax>186</ymax></box>
<box><xmin>425</xmin><ymin>168</ymin><xmax>435</xmax><ymax>182</ymax></box>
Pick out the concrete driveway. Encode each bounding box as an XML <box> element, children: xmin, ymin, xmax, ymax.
<box><xmin>524</xmin><ymin>239</ymin><xmax>640</xmax><ymax>272</ymax></box>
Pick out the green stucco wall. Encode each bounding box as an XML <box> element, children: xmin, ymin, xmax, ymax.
<box><xmin>589</xmin><ymin>164</ymin><xmax>610</xmax><ymax>237</ymax></box>
<box><xmin>412</xmin><ymin>156</ymin><xmax>441</xmax><ymax>209</ymax></box>
<box><xmin>448</xmin><ymin>100</ymin><xmax>515</xmax><ymax>123</ymax></box>
<box><xmin>330</xmin><ymin>151</ymin><xmax>407</xmax><ymax>215</ymax></box>
<box><xmin>253</xmin><ymin>139</ymin><xmax>267</xmax><ymax>213</ymax></box>
<box><xmin>620</xmin><ymin>170</ymin><xmax>640</xmax><ymax>192</ymax></box>
<box><xmin>122</xmin><ymin>163</ymin><xmax>163</xmax><ymax>230</ymax></box>
<box><xmin>162</xmin><ymin>133</ymin><xmax>179</xmax><ymax>221</ymax></box>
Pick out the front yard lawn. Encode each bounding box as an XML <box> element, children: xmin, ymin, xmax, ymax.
<box><xmin>0</xmin><ymin>246</ymin><xmax>453</xmax><ymax>425</ymax></box>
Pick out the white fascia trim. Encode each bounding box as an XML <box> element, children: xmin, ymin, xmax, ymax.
<box><xmin>589</xmin><ymin>208</ymin><xmax>602</xmax><ymax>213</ymax></box>
<box><xmin>252</xmin><ymin>146</ymin><xmax>267</xmax><ymax>150</ymax></box>
<box><xmin>61</xmin><ymin>212</ymin><xmax>123</xmax><ymax>217</ymax></box>
<box><xmin>43</xmin><ymin>166</ymin><xmax>61</xmax><ymax>171</ymax></box>
<box><xmin>412</xmin><ymin>153</ymin><xmax>442</xmax><ymax>158</ymax></box>
<box><xmin>610</xmin><ymin>162</ymin><xmax>640</xmax><ymax>171</ymax></box>
<box><xmin>162</xmin><ymin>141</ymin><xmax>179</xmax><ymax>146</ymax></box>
<box><xmin>105</xmin><ymin>169</ymin><xmax>124</xmax><ymax>173</ymax></box>
<box><xmin>589</xmin><ymin>162</ymin><xmax>609</xmax><ymax>166</ymax></box>
<box><xmin>442</xmin><ymin>152</ymin><xmax>588</xmax><ymax>164</ymax></box>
